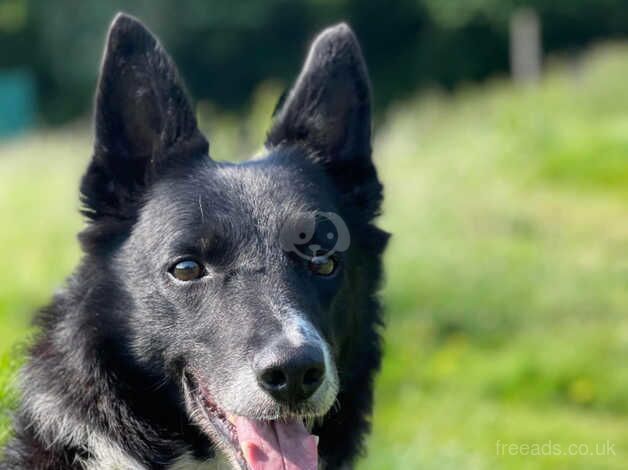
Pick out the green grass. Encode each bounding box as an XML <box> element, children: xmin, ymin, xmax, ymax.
<box><xmin>2</xmin><ymin>43</ymin><xmax>628</xmax><ymax>468</ymax></box>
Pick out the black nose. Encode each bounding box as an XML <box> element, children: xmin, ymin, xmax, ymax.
<box><xmin>255</xmin><ymin>343</ymin><xmax>325</xmax><ymax>404</ymax></box>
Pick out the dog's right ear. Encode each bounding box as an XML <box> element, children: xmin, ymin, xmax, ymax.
<box><xmin>80</xmin><ymin>13</ymin><xmax>208</xmax><ymax>223</ymax></box>
<box><xmin>267</xmin><ymin>24</ymin><xmax>383</xmax><ymax>218</ymax></box>
<box><xmin>266</xmin><ymin>23</ymin><xmax>372</xmax><ymax>166</ymax></box>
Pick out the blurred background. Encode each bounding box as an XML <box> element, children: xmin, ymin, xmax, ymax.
<box><xmin>1</xmin><ymin>1</ymin><xmax>628</xmax><ymax>468</ymax></box>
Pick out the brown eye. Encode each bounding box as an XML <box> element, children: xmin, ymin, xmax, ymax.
<box><xmin>170</xmin><ymin>260</ymin><xmax>204</xmax><ymax>281</ymax></box>
<box><xmin>308</xmin><ymin>256</ymin><xmax>337</xmax><ymax>276</ymax></box>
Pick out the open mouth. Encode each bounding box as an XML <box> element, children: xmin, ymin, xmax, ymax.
<box><xmin>183</xmin><ymin>372</ymin><xmax>320</xmax><ymax>470</ymax></box>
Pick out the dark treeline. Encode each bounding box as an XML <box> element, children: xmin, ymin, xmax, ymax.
<box><xmin>0</xmin><ymin>0</ymin><xmax>627</xmax><ymax>124</ymax></box>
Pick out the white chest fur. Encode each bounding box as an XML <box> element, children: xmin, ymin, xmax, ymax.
<box><xmin>84</xmin><ymin>449</ymin><xmax>227</xmax><ymax>470</ymax></box>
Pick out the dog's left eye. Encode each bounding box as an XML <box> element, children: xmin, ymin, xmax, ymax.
<box><xmin>170</xmin><ymin>260</ymin><xmax>205</xmax><ymax>281</ymax></box>
<box><xmin>308</xmin><ymin>256</ymin><xmax>337</xmax><ymax>276</ymax></box>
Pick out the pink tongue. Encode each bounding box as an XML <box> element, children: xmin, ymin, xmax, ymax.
<box><xmin>233</xmin><ymin>416</ymin><xmax>318</xmax><ymax>470</ymax></box>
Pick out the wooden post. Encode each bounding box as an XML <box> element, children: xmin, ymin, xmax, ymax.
<box><xmin>510</xmin><ymin>8</ymin><xmax>542</xmax><ymax>83</ymax></box>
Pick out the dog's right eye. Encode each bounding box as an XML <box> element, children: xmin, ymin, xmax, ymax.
<box><xmin>170</xmin><ymin>260</ymin><xmax>205</xmax><ymax>281</ymax></box>
<box><xmin>307</xmin><ymin>255</ymin><xmax>337</xmax><ymax>277</ymax></box>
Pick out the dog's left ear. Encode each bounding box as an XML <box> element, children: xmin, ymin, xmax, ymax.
<box><xmin>267</xmin><ymin>23</ymin><xmax>372</xmax><ymax>168</ymax></box>
<box><xmin>81</xmin><ymin>13</ymin><xmax>208</xmax><ymax>222</ymax></box>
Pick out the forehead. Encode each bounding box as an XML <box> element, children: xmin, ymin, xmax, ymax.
<box><xmin>139</xmin><ymin>153</ymin><xmax>338</xmax><ymax>247</ymax></box>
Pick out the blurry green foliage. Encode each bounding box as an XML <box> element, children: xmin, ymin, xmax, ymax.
<box><xmin>0</xmin><ymin>0</ymin><xmax>27</xmax><ymax>33</ymax></box>
<box><xmin>0</xmin><ymin>70</ymin><xmax>35</xmax><ymax>137</ymax></box>
<box><xmin>0</xmin><ymin>0</ymin><xmax>627</xmax><ymax>124</ymax></box>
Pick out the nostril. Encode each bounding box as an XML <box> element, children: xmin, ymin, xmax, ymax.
<box><xmin>261</xmin><ymin>367</ymin><xmax>287</xmax><ymax>390</ymax></box>
<box><xmin>303</xmin><ymin>366</ymin><xmax>324</xmax><ymax>387</ymax></box>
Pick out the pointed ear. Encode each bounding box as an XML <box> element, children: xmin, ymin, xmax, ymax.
<box><xmin>266</xmin><ymin>23</ymin><xmax>372</xmax><ymax>165</ymax></box>
<box><xmin>81</xmin><ymin>13</ymin><xmax>208</xmax><ymax>221</ymax></box>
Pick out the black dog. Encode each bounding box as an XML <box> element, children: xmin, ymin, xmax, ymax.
<box><xmin>1</xmin><ymin>13</ymin><xmax>387</xmax><ymax>470</ymax></box>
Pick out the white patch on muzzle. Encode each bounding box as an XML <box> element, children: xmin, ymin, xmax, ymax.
<box><xmin>282</xmin><ymin>309</ymin><xmax>339</xmax><ymax>410</ymax></box>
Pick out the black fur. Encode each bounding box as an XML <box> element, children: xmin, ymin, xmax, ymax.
<box><xmin>1</xmin><ymin>13</ymin><xmax>387</xmax><ymax>470</ymax></box>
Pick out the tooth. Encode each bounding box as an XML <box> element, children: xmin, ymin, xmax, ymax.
<box><xmin>314</xmin><ymin>436</ymin><xmax>319</xmax><ymax>446</ymax></box>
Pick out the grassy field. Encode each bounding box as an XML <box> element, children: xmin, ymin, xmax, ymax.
<box><xmin>1</xmin><ymin>43</ymin><xmax>628</xmax><ymax>468</ymax></box>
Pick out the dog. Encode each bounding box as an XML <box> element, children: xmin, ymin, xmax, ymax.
<box><xmin>1</xmin><ymin>12</ymin><xmax>388</xmax><ymax>470</ymax></box>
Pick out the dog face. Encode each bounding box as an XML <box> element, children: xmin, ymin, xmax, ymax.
<box><xmin>79</xmin><ymin>14</ymin><xmax>385</xmax><ymax>469</ymax></box>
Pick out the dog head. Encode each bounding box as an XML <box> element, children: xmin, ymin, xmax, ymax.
<box><xmin>79</xmin><ymin>13</ymin><xmax>386</xmax><ymax>469</ymax></box>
